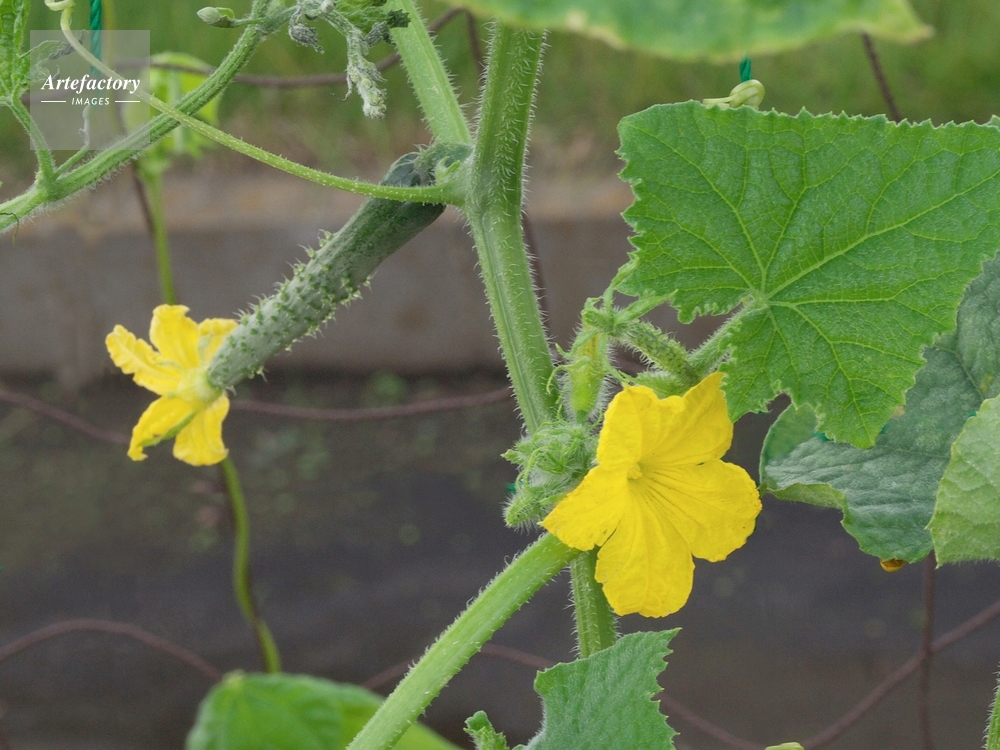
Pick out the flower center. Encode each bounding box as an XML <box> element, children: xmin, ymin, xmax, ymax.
<box><xmin>626</xmin><ymin>462</ymin><xmax>643</xmax><ymax>480</ymax></box>
<box><xmin>175</xmin><ymin>366</ymin><xmax>220</xmax><ymax>409</ymax></box>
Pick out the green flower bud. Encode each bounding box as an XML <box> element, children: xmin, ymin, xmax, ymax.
<box><xmin>197</xmin><ymin>7</ymin><xmax>237</xmax><ymax>27</ymax></box>
<box><xmin>703</xmin><ymin>79</ymin><xmax>766</xmax><ymax>110</ymax></box>
<box><xmin>289</xmin><ymin>20</ymin><xmax>323</xmax><ymax>52</ymax></box>
<box><xmin>503</xmin><ymin>422</ymin><xmax>596</xmax><ymax>527</ymax></box>
<box><xmin>563</xmin><ymin>332</ymin><xmax>609</xmax><ymax>421</ymax></box>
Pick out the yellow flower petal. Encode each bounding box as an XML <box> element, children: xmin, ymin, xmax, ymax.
<box><xmin>149</xmin><ymin>305</ymin><xmax>200</xmax><ymax>368</ymax></box>
<box><xmin>128</xmin><ymin>396</ymin><xmax>193</xmax><ymax>461</ymax></box>
<box><xmin>648</xmin><ymin>372</ymin><xmax>734</xmax><ymax>466</ymax></box>
<box><xmin>542</xmin><ymin>466</ymin><xmax>630</xmax><ymax>550</ymax></box>
<box><xmin>106</xmin><ymin>325</ymin><xmax>181</xmax><ymax>396</ymax></box>
<box><xmin>594</xmin><ymin>386</ymin><xmax>662</xmax><ymax>470</ymax></box>
<box><xmin>173</xmin><ymin>395</ymin><xmax>229</xmax><ymax>465</ymax></box>
<box><xmin>595</xmin><ymin>502</ymin><xmax>694</xmax><ymax>617</ymax></box>
<box><xmin>198</xmin><ymin>318</ymin><xmax>239</xmax><ymax>364</ymax></box>
<box><xmin>639</xmin><ymin>460</ymin><xmax>761</xmax><ymax>562</ymax></box>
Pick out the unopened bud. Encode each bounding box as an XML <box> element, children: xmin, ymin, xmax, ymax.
<box><xmin>564</xmin><ymin>333</ymin><xmax>608</xmax><ymax>421</ymax></box>
<box><xmin>703</xmin><ymin>79</ymin><xmax>766</xmax><ymax>110</ymax></box>
<box><xmin>289</xmin><ymin>21</ymin><xmax>323</xmax><ymax>52</ymax></box>
<box><xmin>197</xmin><ymin>7</ymin><xmax>237</xmax><ymax>27</ymax></box>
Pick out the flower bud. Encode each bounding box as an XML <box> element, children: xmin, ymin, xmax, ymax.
<box><xmin>703</xmin><ymin>79</ymin><xmax>766</xmax><ymax>110</ymax></box>
<box><xmin>197</xmin><ymin>7</ymin><xmax>237</xmax><ymax>27</ymax></box>
<box><xmin>563</xmin><ymin>332</ymin><xmax>609</xmax><ymax>421</ymax></box>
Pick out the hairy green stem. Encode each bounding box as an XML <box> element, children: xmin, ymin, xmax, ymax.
<box><xmin>346</xmin><ymin>534</ymin><xmax>578</xmax><ymax>750</ymax></box>
<box><xmin>56</xmin><ymin>23</ymin><xmax>460</xmax><ymax>205</ymax></box>
<box><xmin>569</xmin><ymin>551</ymin><xmax>617</xmax><ymax>657</ymax></box>
<box><xmin>464</xmin><ymin>25</ymin><xmax>556</xmax><ymax>434</ymax></box>
<box><xmin>465</xmin><ymin>24</ymin><xmax>609</xmax><ymax>664</ymax></box>
<box><xmin>1</xmin><ymin>0</ymin><xmax>270</xmax><ymax>234</ymax></box>
<box><xmin>388</xmin><ymin>0</ymin><xmax>471</xmax><ymax>145</ymax></box>
<box><xmin>55</xmin><ymin>146</ymin><xmax>92</xmax><ymax>177</ymax></box>
<box><xmin>7</xmin><ymin>96</ymin><xmax>57</xmax><ymax>191</ymax></box>
<box><xmin>220</xmin><ymin>457</ymin><xmax>281</xmax><ymax>674</ymax></box>
<box><xmin>139</xmin><ymin>169</ymin><xmax>178</xmax><ymax>305</ymax></box>
<box><xmin>988</xmin><ymin>670</ymin><xmax>1000</xmax><ymax>750</ymax></box>
<box><xmin>689</xmin><ymin>307</ymin><xmax>752</xmax><ymax>378</ymax></box>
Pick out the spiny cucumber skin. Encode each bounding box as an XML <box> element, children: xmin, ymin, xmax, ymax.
<box><xmin>623</xmin><ymin>320</ymin><xmax>697</xmax><ymax>386</ymax></box>
<box><xmin>206</xmin><ymin>152</ymin><xmax>445</xmax><ymax>390</ymax></box>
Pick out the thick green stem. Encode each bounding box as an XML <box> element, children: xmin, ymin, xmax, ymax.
<box><xmin>219</xmin><ymin>457</ymin><xmax>281</xmax><ymax>674</ymax></box>
<box><xmin>139</xmin><ymin>169</ymin><xmax>178</xmax><ymax>305</ymax></box>
<box><xmin>389</xmin><ymin>0</ymin><xmax>471</xmax><ymax>145</ymax></box>
<box><xmin>7</xmin><ymin>96</ymin><xmax>57</xmax><ymax>191</ymax></box>
<box><xmin>569</xmin><ymin>551</ymin><xmax>617</xmax><ymax>657</ymax></box>
<box><xmin>464</xmin><ymin>25</ymin><xmax>556</xmax><ymax>434</ymax></box>
<box><xmin>346</xmin><ymin>534</ymin><xmax>578</xmax><ymax>750</ymax></box>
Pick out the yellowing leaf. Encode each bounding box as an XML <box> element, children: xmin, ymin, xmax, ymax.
<box><xmin>449</xmin><ymin>0</ymin><xmax>930</xmax><ymax>62</ymax></box>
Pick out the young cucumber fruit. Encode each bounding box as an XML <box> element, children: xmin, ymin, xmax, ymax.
<box><xmin>206</xmin><ymin>149</ymin><xmax>456</xmax><ymax>389</ymax></box>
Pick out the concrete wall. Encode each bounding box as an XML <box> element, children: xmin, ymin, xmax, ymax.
<box><xmin>0</xmin><ymin>167</ymin><xmax>717</xmax><ymax>388</ymax></box>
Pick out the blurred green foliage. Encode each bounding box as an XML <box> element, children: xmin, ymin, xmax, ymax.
<box><xmin>2</xmin><ymin>0</ymin><xmax>998</xmax><ymax>182</ymax></box>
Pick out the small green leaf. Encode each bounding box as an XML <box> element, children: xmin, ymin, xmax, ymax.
<box><xmin>465</xmin><ymin>711</ymin><xmax>512</xmax><ymax>750</ymax></box>
<box><xmin>449</xmin><ymin>0</ymin><xmax>929</xmax><ymax>62</ymax></box>
<box><xmin>187</xmin><ymin>672</ymin><xmax>459</xmax><ymax>750</ymax></box>
<box><xmin>762</xmin><ymin>256</ymin><xmax>1000</xmax><ymax>562</ymax></box>
<box><xmin>618</xmin><ymin>103</ymin><xmax>1000</xmax><ymax>447</ymax></box>
<box><xmin>930</xmin><ymin>397</ymin><xmax>1000</xmax><ymax>562</ymax></box>
<box><xmin>526</xmin><ymin>631</ymin><xmax>677</xmax><ymax>750</ymax></box>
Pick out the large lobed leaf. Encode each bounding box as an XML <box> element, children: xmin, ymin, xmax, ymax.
<box><xmin>525</xmin><ymin>631</ymin><xmax>678</xmax><ymax>750</ymax></box>
<box><xmin>931</xmin><ymin>398</ymin><xmax>1000</xmax><ymax>562</ymax></box>
<box><xmin>761</xmin><ymin>257</ymin><xmax>1000</xmax><ymax>562</ymax></box>
<box><xmin>187</xmin><ymin>672</ymin><xmax>459</xmax><ymax>750</ymax></box>
<box><xmin>929</xmin><ymin>256</ymin><xmax>1000</xmax><ymax>562</ymax></box>
<box><xmin>450</xmin><ymin>0</ymin><xmax>929</xmax><ymax>62</ymax></box>
<box><xmin>618</xmin><ymin>103</ymin><xmax>1000</xmax><ymax>447</ymax></box>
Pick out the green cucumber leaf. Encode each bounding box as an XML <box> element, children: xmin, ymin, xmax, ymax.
<box><xmin>187</xmin><ymin>672</ymin><xmax>459</xmax><ymax>750</ymax></box>
<box><xmin>931</xmin><ymin>396</ymin><xmax>1000</xmax><ymax>562</ymax></box>
<box><xmin>618</xmin><ymin>103</ymin><xmax>1000</xmax><ymax>447</ymax></box>
<box><xmin>449</xmin><ymin>0</ymin><xmax>929</xmax><ymax>62</ymax></box>
<box><xmin>761</xmin><ymin>256</ymin><xmax>1000</xmax><ymax>562</ymax></box>
<box><xmin>525</xmin><ymin>630</ymin><xmax>677</xmax><ymax>750</ymax></box>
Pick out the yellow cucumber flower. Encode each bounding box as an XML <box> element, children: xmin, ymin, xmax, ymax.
<box><xmin>542</xmin><ymin>373</ymin><xmax>761</xmax><ymax>617</ymax></box>
<box><xmin>106</xmin><ymin>305</ymin><xmax>237</xmax><ymax>466</ymax></box>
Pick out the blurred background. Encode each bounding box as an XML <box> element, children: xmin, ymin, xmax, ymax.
<box><xmin>3</xmin><ymin>0</ymin><xmax>1000</xmax><ymax>748</ymax></box>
